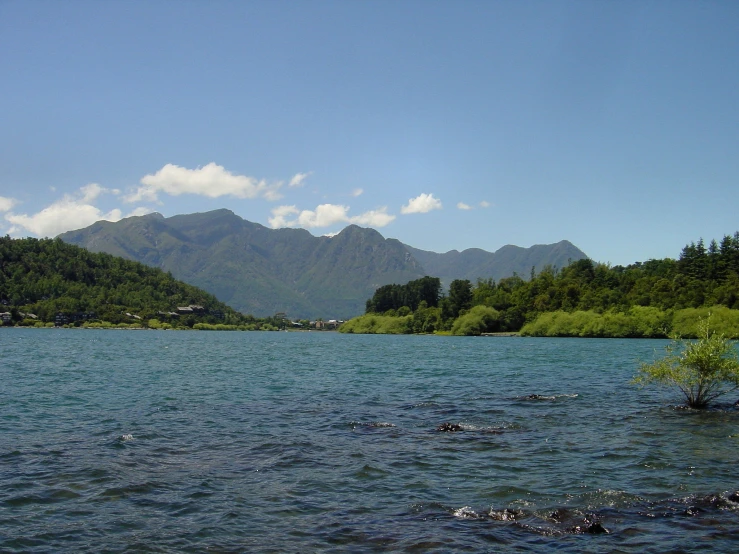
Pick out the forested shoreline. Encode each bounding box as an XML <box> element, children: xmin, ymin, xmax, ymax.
<box><xmin>342</xmin><ymin>233</ymin><xmax>739</xmax><ymax>338</ymax></box>
<box><xmin>5</xmin><ymin>232</ymin><xmax>739</xmax><ymax>337</ymax></box>
<box><xmin>0</xmin><ymin>237</ymin><xmax>294</xmax><ymax>330</ymax></box>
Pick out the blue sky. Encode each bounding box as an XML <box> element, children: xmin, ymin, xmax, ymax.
<box><xmin>1</xmin><ymin>0</ymin><xmax>738</xmax><ymax>267</ymax></box>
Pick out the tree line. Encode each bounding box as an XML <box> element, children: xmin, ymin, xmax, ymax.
<box><xmin>342</xmin><ymin>232</ymin><xmax>739</xmax><ymax>337</ymax></box>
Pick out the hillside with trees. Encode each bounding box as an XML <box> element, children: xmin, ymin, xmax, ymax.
<box><xmin>341</xmin><ymin>233</ymin><xmax>739</xmax><ymax>338</ymax></box>
<box><xmin>0</xmin><ymin>236</ymin><xmax>280</xmax><ymax>329</ymax></box>
<box><xmin>57</xmin><ymin>209</ymin><xmax>587</xmax><ymax>318</ymax></box>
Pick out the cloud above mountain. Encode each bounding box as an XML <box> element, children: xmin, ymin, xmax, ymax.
<box><xmin>268</xmin><ymin>204</ymin><xmax>395</xmax><ymax>229</ymax></box>
<box><xmin>0</xmin><ymin>196</ymin><xmax>16</xmax><ymax>212</ymax></box>
<box><xmin>125</xmin><ymin>163</ymin><xmax>287</xmax><ymax>203</ymax></box>
<box><xmin>401</xmin><ymin>193</ymin><xmax>442</xmax><ymax>214</ymax></box>
<box><xmin>3</xmin><ymin>184</ymin><xmax>150</xmax><ymax>237</ymax></box>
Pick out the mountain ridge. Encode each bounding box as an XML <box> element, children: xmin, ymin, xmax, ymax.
<box><xmin>58</xmin><ymin>209</ymin><xmax>588</xmax><ymax>318</ymax></box>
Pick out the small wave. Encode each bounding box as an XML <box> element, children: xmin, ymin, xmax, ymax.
<box><xmin>349</xmin><ymin>421</ymin><xmax>396</xmax><ymax>430</ymax></box>
<box><xmin>403</xmin><ymin>401</ymin><xmax>439</xmax><ymax>410</ymax></box>
<box><xmin>450</xmin><ymin>504</ymin><xmax>609</xmax><ymax>535</ymax></box>
<box><xmin>97</xmin><ymin>481</ymin><xmax>166</xmax><ymax>499</ymax></box>
<box><xmin>453</xmin><ymin>506</ymin><xmax>479</xmax><ymax>519</ymax></box>
<box><xmin>515</xmin><ymin>393</ymin><xmax>578</xmax><ymax>401</ymax></box>
<box><xmin>4</xmin><ymin>488</ymin><xmax>82</xmax><ymax>507</ymax></box>
<box><xmin>354</xmin><ymin>464</ymin><xmax>390</xmax><ymax>479</ymax></box>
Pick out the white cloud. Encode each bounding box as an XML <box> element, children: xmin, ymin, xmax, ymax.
<box><xmin>0</xmin><ymin>196</ymin><xmax>16</xmax><ymax>212</ymax></box>
<box><xmin>400</xmin><ymin>193</ymin><xmax>442</xmax><ymax>214</ymax></box>
<box><xmin>269</xmin><ymin>203</ymin><xmax>395</xmax><ymax>229</ymax></box>
<box><xmin>349</xmin><ymin>207</ymin><xmax>396</xmax><ymax>227</ymax></box>
<box><xmin>457</xmin><ymin>202</ymin><xmax>472</xmax><ymax>210</ymax></box>
<box><xmin>289</xmin><ymin>172</ymin><xmax>311</xmax><ymax>187</ymax></box>
<box><xmin>298</xmin><ymin>204</ymin><xmax>351</xmax><ymax>227</ymax></box>
<box><xmin>352</xmin><ymin>188</ymin><xmax>364</xmax><ymax>197</ymax></box>
<box><xmin>6</xmin><ymin>200</ymin><xmax>121</xmax><ymax>237</ymax></box>
<box><xmin>479</xmin><ymin>200</ymin><xmax>490</xmax><ymax>208</ymax></box>
<box><xmin>3</xmin><ymin>184</ymin><xmax>133</xmax><ymax>237</ymax></box>
<box><xmin>267</xmin><ymin>205</ymin><xmax>299</xmax><ymax>228</ymax></box>
<box><xmin>126</xmin><ymin>206</ymin><xmax>154</xmax><ymax>218</ymax></box>
<box><xmin>125</xmin><ymin>162</ymin><xmax>284</xmax><ymax>203</ymax></box>
<box><xmin>80</xmin><ymin>183</ymin><xmax>111</xmax><ymax>203</ymax></box>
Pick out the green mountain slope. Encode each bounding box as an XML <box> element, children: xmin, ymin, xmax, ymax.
<box><xmin>58</xmin><ymin>209</ymin><xmax>589</xmax><ymax>319</ymax></box>
<box><xmin>0</xmin><ymin>236</ymin><xmax>240</xmax><ymax>324</ymax></box>
<box><xmin>59</xmin><ymin>210</ymin><xmax>426</xmax><ymax>318</ymax></box>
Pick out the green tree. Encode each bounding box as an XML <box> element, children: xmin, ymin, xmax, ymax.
<box><xmin>634</xmin><ymin>316</ymin><xmax>739</xmax><ymax>408</ymax></box>
<box><xmin>448</xmin><ymin>279</ymin><xmax>473</xmax><ymax>319</ymax></box>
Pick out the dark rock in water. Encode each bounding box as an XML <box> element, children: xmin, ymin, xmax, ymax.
<box><xmin>437</xmin><ymin>422</ymin><xmax>463</xmax><ymax>432</ymax></box>
<box><xmin>571</xmin><ymin>515</ymin><xmax>609</xmax><ymax>534</ymax></box>
<box><xmin>585</xmin><ymin>522</ymin><xmax>609</xmax><ymax>534</ymax></box>
<box><xmin>684</xmin><ymin>506</ymin><xmax>700</xmax><ymax>516</ymax></box>
<box><xmin>728</xmin><ymin>491</ymin><xmax>739</xmax><ymax>503</ymax></box>
<box><xmin>521</xmin><ymin>394</ymin><xmax>555</xmax><ymax>400</ymax></box>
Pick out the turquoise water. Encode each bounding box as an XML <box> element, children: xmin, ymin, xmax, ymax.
<box><xmin>1</xmin><ymin>329</ymin><xmax>738</xmax><ymax>552</ymax></box>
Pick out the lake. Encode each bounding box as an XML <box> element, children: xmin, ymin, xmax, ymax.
<box><xmin>1</xmin><ymin>329</ymin><xmax>738</xmax><ymax>552</ymax></box>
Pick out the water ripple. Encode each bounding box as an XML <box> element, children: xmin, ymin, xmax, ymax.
<box><xmin>1</xmin><ymin>330</ymin><xmax>739</xmax><ymax>552</ymax></box>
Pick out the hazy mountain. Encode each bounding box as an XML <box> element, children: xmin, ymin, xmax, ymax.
<box><xmin>58</xmin><ymin>209</ymin><xmax>588</xmax><ymax>318</ymax></box>
<box><xmin>404</xmin><ymin>241</ymin><xmax>587</xmax><ymax>285</ymax></box>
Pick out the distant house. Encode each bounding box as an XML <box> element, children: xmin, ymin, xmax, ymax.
<box><xmin>1</xmin><ymin>312</ymin><xmax>12</xmax><ymax>325</ymax></box>
<box><xmin>177</xmin><ymin>305</ymin><xmax>206</xmax><ymax>315</ymax></box>
<box><xmin>54</xmin><ymin>312</ymin><xmax>97</xmax><ymax>326</ymax></box>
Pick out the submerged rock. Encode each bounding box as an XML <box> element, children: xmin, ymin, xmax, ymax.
<box><xmin>522</xmin><ymin>394</ymin><xmax>556</xmax><ymax>400</ymax></box>
<box><xmin>488</xmin><ymin>508</ymin><xmax>522</xmax><ymax>521</ymax></box>
<box><xmin>571</xmin><ymin>515</ymin><xmax>609</xmax><ymax>534</ymax></box>
<box><xmin>437</xmin><ymin>422</ymin><xmax>463</xmax><ymax>432</ymax></box>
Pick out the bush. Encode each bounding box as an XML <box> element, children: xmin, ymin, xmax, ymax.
<box><xmin>339</xmin><ymin>314</ymin><xmax>412</xmax><ymax>334</ymax></box>
<box><xmin>633</xmin><ymin>315</ymin><xmax>739</xmax><ymax>408</ymax></box>
<box><xmin>451</xmin><ymin>306</ymin><xmax>501</xmax><ymax>336</ymax></box>
<box><xmin>672</xmin><ymin>306</ymin><xmax>739</xmax><ymax>339</ymax></box>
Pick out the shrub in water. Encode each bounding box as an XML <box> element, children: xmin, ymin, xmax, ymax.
<box><xmin>634</xmin><ymin>315</ymin><xmax>739</xmax><ymax>408</ymax></box>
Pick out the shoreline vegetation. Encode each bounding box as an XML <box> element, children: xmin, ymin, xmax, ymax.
<box><xmin>340</xmin><ymin>232</ymin><xmax>739</xmax><ymax>339</ymax></box>
<box><xmin>5</xmin><ymin>232</ymin><xmax>739</xmax><ymax>338</ymax></box>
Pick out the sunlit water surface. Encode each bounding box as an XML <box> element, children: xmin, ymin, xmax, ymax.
<box><xmin>1</xmin><ymin>329</ymin><xmax>738</xmax><ymax>552</ymax></box>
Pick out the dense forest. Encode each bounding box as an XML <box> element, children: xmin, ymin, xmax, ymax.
<box><xmin>342</xmin><ymin>232</ymin><xmax>739</xmax><ymax>338</ymax></box>
<box><xmin>0</xmin><ymin>236</ymin><xmax>288</xmax><ymax>330</ymax></box>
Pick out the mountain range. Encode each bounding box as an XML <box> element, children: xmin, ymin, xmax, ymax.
<box><xmin>58</xmin><ymin>209</ymin><xmax>587</xmax><ymax>318</ymax></box>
